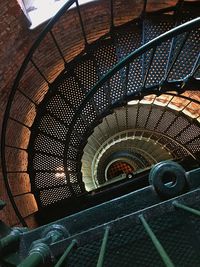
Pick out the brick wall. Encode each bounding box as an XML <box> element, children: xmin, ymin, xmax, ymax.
<box><xmin>0</xmin><ymin>0</ymin><xmax>180</xmax><ymax>228</ymax></box>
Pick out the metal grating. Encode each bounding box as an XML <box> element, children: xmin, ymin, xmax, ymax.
<box><xmin>35</xmin><ymin>172</ymin><xmax>67</xmax><ymax>190</ymax></box>
<box><xmin>127</xmin><ymin>57</ymin><xmax>143</xmax><ymax>95</ymax></box>
<box><xmin>57</xmin><ymin>76</ymin><xmax>85</xmax><ymax>108</ymax></box>
<box><xmin>93</xmin><ymin>42</ymin><xmax>118</xmax><ymax>76</ymax></box>
<box><xmin>33</xmin><ymin>133</ymin><xmax>64</xmax><ymax>157</ymax></box>
<box><xmin>143</xmin><ymin>15</ymin><xmax>174</xmax><ymax>87</ymax></box>
<box><xmin>38</xmin><ymin>114</ymin><xmax>68</xmax><ymax>141</ymax></box>
<box><xmin>33</xmin><ymin>153</ymin><xmax>63</xmax><ymax>171</ymax></box>
<box><xmin>74</xmin><ymin>59</ymin><xmax>99</xmax><ymax>93</ymax></box>
<box><xmin>46</xmin><ymin>95</ymin><xmax>74</xmax><ymax>124</ymax></box>
<box><xmin>25</xmin><ymin>9</ymin><xmax>200</xmax><ymax>207</ymax></box>
<box><xmin>39</xmin><ymin>186</ymin><xmax>72</xmax><ymax>206</ymax></box>
<box><xmin>168</xmin><ymin>30</ymin><xmax>200</xmax><ymax>81</ymax></box>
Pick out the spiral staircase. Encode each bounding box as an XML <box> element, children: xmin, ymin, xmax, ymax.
<box><xmin>1</xmin><ymin>0</ymin><xmax>200</xmax><ymax>266</ymax></box>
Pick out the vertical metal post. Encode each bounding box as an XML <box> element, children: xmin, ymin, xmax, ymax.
<box><xmin>190</xmin><ymin>52</ymin><xmax>200</xmax><ymax>77</ymax></box>
<box><xmin>173</xmin><ymin>201</ymin><xmax>200</xmax><ymax>216</ymax></box>
<box><xmin>142</xmin><ymin>0</ymin><xmax>147</xmax><ymax>15</ymax></box>
<box><xmin>139</xmin><ymin>214</ymin><xmax>175</xmax><ymax>267</ymax></box>
<box><xmin>30</xmin><ymin>59</ymin><xmax>50</xmax><ymax>86</ymax></box>
<box><xmin>55</xmin><ymin>239</ymin><xmax>77</xmax><ymax>267</ymax></box>
<box><xmin>96</xmin><ymin>227</ymin><xmax>110</xmax><ymax>267</ymax></box>
<box><xmin>164</xmin><ymin>32</ymin><xmax>189</xmax><ymax>81</ymax></box>
<box><xmin>142</xmin><ymin>47</ymin><xmax>156</xmax><ymax>89</ymax></box>
<box><xmin>50</xmin><ymin>30</ymin><xmax>67</xmax><ymax>65</ymax></box>
<box><xmin>110</xmin><ymin>0</ymin><xmax>114</xmax><ymax>31</ymax></box>
<box><xmin>75</xmin><ymin>0</ymin><xmax>88</xmax><ymax>47</ymax></box>
<box><xmin>123</xmin><ymin>64</ymin><xmax>130</xmax><ymax>98</ymax></box>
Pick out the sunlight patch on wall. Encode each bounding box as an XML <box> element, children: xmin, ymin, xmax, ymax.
<box><xmin>19</xmin><ymin>0</ymin><xmax>95</xmax><ymax>29</ymax></box>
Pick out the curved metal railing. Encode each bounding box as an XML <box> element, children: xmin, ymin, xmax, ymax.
<box><xmin>2</xmin><ymin>0</ymin><xmax>154</xmax><ymax>226</ymax></box>
<box><xmin>64</xmin><ymin>17</ymin><xmax>200</xmax><ymax>181</ymax></box>
<box><xmin>1</xmin><ymin>0</ymin><xmax>97</xmax><ymax>226</ymax></box>
<box><xmin>1</xmin><ymin>0</ymin><xmax>200</xmax><ymax>226</ymax></box>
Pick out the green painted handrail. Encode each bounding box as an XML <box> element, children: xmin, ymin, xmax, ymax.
<box><xmin>18</xmin><ymin>224</ymin><xmax>68</xmax><ymax>267</ymax></box>
<box><xmin>0</xmin><ymin>227</ymin><xmax>28</xmax><ymax>256</ymax></box>
<box><xmin>70</xmin><ymin>17</ymin><xmax>200</xmax><ymax>119</ymax></box>
<box><xmin>1</xmin><ymin>0</ymin><xmax>76</xmax><ymax>227</ymax></box>
<box><xmin>64</xmin><ymin>17</ymin><xmax>200</xmax><ymax>185</ymax></box>
<box><xmin>17</xmin><ymin>252</ymin><xmax>44</xmax><ymax>267</ymax></box>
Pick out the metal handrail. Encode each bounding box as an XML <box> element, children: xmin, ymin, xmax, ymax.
<box><xmin>1</xmin><ymin>0</ymin><xmax>78</xmax><ymax>227</ymax></box>
<box><xmin>1</xmin><ymin>0</ymin><xmax>199</xmax><ymax>225</ymax></box>
<box><xmin>65</xmin><ymin>17</ymin><xmax>200</xmax><ymax>157</ymax></box>
<box><xmin>68</xmin><ymin>18</ymin><xmax>200</xmax><ymax>119</ymax></box>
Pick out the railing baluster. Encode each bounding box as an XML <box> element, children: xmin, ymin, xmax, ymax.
<box><xmin>55</xmin><ymin>240</ymin><xmax>77</xmax><ymax>267</ymax></box>
<box><xmin>163</xmin><ymin>0</ymin><xmax>184</xmax><ymax>80</ymax></box>
<box><xmin>114</xmin><ymin>112</ymin><xmax>120</xmax><ymax>132</ymax></box>
<box><xmin>139</xmin><ymin>214</ymin><xmax>175</xmax><ymax>267</ymax></box>
<box><xmin>190</xmin><ymin>52</ymin><xmax>200</xmax><ymax>77</ymax></box>
<box><xmin>173</xmin><ymin>201</ymin><xmax>200</xmax><ymax>216</ymax></box>
<box><xmin>96</xmin><ymin>227</ymin><xmax>110</xmax><ymax>267</ymax></box>
<box><xmin>110</xmin><ymin>0</ymin><xmax>114</xmax><ymax>31</ymax></box>
<box><xmin>124</xmin><ymin>64</ymin><xmax>130</xmax><ymax>98</ymax></box>
<box><xmin>164</xmin><ymin>32</ymin><xmax>190</xmax><ymax>81</ymax></box>
<box><xmin>50</xmin><ymin>30</ymin><xmax>67</xmax><ymax>65</ymax></box>
<box><xmin>142</xmin><ymin>47</ymin><xmax>156</xmax><ymax>89</ymax></box>
<box><xmin>75</xmin><ymin>0</ymin><xmax>88</xmax><ymax>47</ymax></box>
<box><xmin>142</xmin><ymin>0</ymin><xmax>148</xmax><ymax>15</ymax></box>
<box><xmin>125</xmin><ymin>105</ymin><xmax>128</xmax><ymax>129</ymax></box>
<box><xmin>144</xmin><ymin>97</ymin><xmax>156</xmax><ymax>129</ymax></box>
<box><xmin>105</xmin><ymin>79</ymin><xmax>111</xmax><ymax>107</ymax></box>
<box><xmin>135</xmin><ymin>103</ymin><xmax>140</xmax><ymax>128</ymax></box>
<box><xmin>30</xmin><ymin>59</ymin><xmax>50</xmax><ymax>85</ymax></box>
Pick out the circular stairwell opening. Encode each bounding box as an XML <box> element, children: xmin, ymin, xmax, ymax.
<box><xmin>106</xmin><ymin>159</ymin><xmax>135</xmax><ymax>181</ymax></box>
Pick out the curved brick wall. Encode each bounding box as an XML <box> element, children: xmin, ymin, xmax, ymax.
<box><xmin>1</xmin><ymin>0</ymin><xmax>198</xmax><ymax>228</ymax></box>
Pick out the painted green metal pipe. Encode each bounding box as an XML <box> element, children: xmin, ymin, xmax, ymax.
<box><xmin>96</xmin><ymin>226</ymin><xmax>110</xmax><ymax>267</ymax></box>
<box><xmin>17</xmin><ymin>252</ymin><xmax>44</xmax><ymax>267</ymax></box>
<box><xmin>173</xmin><ymin>201</ymin><xmax>200</xmax><ymax>216</ymax></box>
<box><xmin>0</xmin><ymin>234</ymin><xmax>19</xmax><ymax>255</ymax></box>
<box><xmin>55</xmin><ymin>239</ymin><xmax>77</xmax><ymax>267</ymax></box>
<box><xmin>18</xmin><ymin>243</ymin><xmax>50</xmax><ymax>267</ymax></box>
<box><xmin>139</xmin><ymin>214</ymin><xmax>175</xmax><ymax>267</ymax></box>
<box><xmin>0</xmin><ymin>228</ymin><xmax>28</xmax><ymax>255</ymax></box>
<box><xmin>18</xmin><ymin>225</ymin><xmax>67</xmax><ymax>267</ymax></box>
